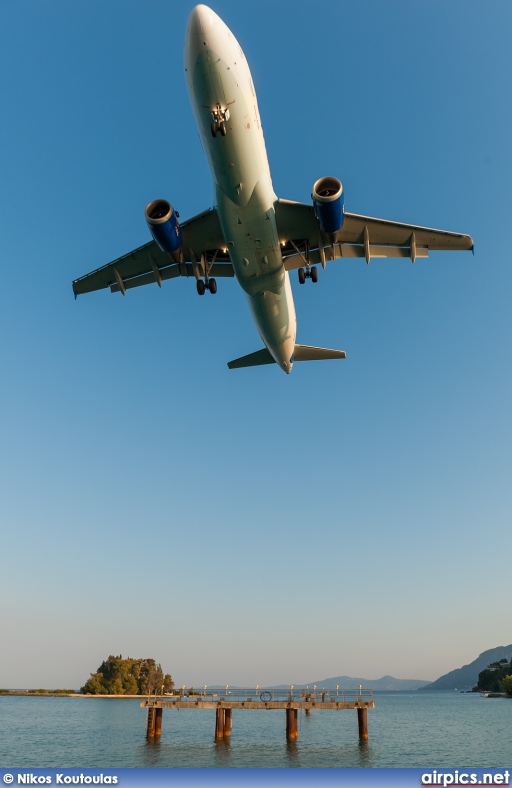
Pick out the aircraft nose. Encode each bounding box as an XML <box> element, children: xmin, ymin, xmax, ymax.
<box><xmin>187</xmin><ymin>4</ymin><xmax>229</xmax><ymax>61</ymax></box>
<box><xmin>187</xmin><ymin>6</ymin><xmax>205</xmax><ymax>47</ymax></box>
<box><xmin>187</xmin><ymin>5</ymin><xmax>219</xmax><ymax>47</ymax></box>
<box><xmin>185</xmin><ymin>6</ymin><xmax>211</xmax><ymax>72</ymax></box>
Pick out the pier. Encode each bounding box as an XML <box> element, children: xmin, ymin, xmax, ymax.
<box><xmin>142</xmin><ymin>686</ymin><xmax>374</xmax><ymax>742</ymax></box>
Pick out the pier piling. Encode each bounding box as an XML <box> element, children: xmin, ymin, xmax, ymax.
<box><xmin>224</xmin><ymin>708</ymin><xmax>232</xmax><ymax>736</ymax></box>
<box><xmin>286</xmin><ymin>708</ymin><xmax>298</xmax><ymax>740</ymax></box>
<box><xmin>155</xmin><ymin>707</ymin><xmax>163</xmax><ymax>736</ymax></box>
<box><xmin>357</xmin><ymin>707</ymin><xmax>368</xmax><ymax>739</ymax></box>
<box><xmin>146</xmin><ymin>706</ymin><xmax>156</xmax><ymax>737</ymax></box>
<box><xmin>215</xmin><ymin>707</ymin><xmax>225</xmax><ymax>738</ymax></box>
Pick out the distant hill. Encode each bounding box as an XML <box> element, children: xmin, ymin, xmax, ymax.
<box><xmin>270</xmin><ymin>675</ymin><xmax>429</xmax><ymax>691</ymax></box>
<box><xmin>420</xmin><ymin>644</ymin><xmax>512</xmax><ymax>691</ymax></box>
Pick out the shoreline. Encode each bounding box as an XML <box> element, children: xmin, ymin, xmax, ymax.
<box><xmin>1</xmin><ymin>692</ymin><xmax>145</xmax><ymax>698</ymax></box>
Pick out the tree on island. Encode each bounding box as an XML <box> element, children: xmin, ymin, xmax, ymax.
<box><xmin>81</xmin><ymin>655</ymin><xmax>174</xmax><ymax>695</ymax></box>
<box><xmin>476</xmin><ymin>658</ymin><xmax>512</xmax><ymax>694</ymax></box>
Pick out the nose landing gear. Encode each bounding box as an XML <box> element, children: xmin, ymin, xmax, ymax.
<box><xmin>210</xmin><ymin>105</ymin><xmax>230</xmax><ymax>137</ymax></box>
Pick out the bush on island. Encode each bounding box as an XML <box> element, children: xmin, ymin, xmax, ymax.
<box><xmin>81</xmin><ymin>655</ymin><xmax>174</xmax><ymax>696</ymax></box>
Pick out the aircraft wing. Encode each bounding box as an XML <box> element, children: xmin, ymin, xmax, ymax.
<box><xmin>275</xmin><ymin>199</ymin><xmax>474</xmax><ymax>269</ymax></box>
<box><xmin>72</xmin><ymin>207</ymin><xmax>234</xmax><ymax>297</ymax></box>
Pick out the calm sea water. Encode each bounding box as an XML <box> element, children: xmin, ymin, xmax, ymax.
<box><xmin>0</xmin><ymin>692</ymin><xmax>509</xmax><ymax>768</ymax></box>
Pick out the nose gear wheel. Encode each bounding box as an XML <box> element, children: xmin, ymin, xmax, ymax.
<box><xmin>210</xmin><ymin>104</ymin><xmax>230</xmax><ymax>137</ymax></box>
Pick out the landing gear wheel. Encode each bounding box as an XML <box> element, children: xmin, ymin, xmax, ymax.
<box><xmin>196</xmin><ymin>279</ymin><xmax>206</xmax><ymax>296</ymax></box>
<box><xmin>311</xmin><ymin>266</ymin><xmax>318</xmax><ymax>283</ymax></box>
<box><xmin>208</xmin><ymin>278</ymin><xmax>217</xmax><ymax>294</ymax></box>
<box><xmin>298</xmin><ymin>268</ymin><xmax>305</xmax><ymax>285</ymax></box>
<box><xmin>211</xmin><ymin>122</ymin><xmax>217</xmax><ymax>138</ymax></box>
<box><xmin>220</xmin><ymin>121</ymin><xmax>227</xmax><ymax>137</ymax></box>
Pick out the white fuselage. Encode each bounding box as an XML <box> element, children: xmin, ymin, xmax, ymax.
<box><xmin>185</xmin><ymin>4</ymin><xmax>296</xmax><ymax>373</ymax></box>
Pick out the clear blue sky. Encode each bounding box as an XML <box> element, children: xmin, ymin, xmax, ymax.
<box><xmin>1</xmin><ymin>0</ymin><xmax>510</xmax><ymax>689</ymax></box>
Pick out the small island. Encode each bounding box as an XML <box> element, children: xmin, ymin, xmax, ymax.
<box><xmin>0</xmin><ymin>654</ymin><xmax>175</xmax><ymax>697</ymax></box>
<box><xmin>81</xmin><ymin>655</ymin><xmax>174</xmax><ymax>695</ymax></box>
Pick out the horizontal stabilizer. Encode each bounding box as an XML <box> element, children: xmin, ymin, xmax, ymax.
<box><xmin>227</xmin><ymin>348</ymin><xmax>275</xmax><ymax>369</ymax></box>
<box><xmin>227</xmin><ymin>344</ymin><xmax>346</xmax><ymax>370</ymax></box>
<box><xmin>293</xmin><ymin>344</ymin><xmax>346</xmax><ymax>361</ymax></box>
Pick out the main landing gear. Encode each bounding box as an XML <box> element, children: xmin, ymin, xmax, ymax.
<box><xmin>210</xmin><ymin>104</ymin><xmax>230</xmax><ymax>137</ymax></box>
<box><xmin>288</xmin><ymin>239</ymin><xmax>319</xmax><ymax>285</ymax></box>
<box><xmin>195</xmin><ymin>249</ymin><xmax>221</xmax><ymax>295</ymax></box>
<box><xmin>298</xmin><ymin>265</ymin><xmax>318</xmax><ymax>284</ymax></box>
<box><xmin>196</xmin><ymin>278</ymin><xmax>217</xmax><ymax>295</ymax></box>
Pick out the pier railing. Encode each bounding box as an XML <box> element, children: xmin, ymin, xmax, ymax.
<box><xmin>142</xmin><ymin>686</ymin><xmax>374</xmax><ymax>741</ymax></box>
<box><xmin>149</xmin><ymin>686</ymin><xmax>373</xmax><ymax>704</ymax></box>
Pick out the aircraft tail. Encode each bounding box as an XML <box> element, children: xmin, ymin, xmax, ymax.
<box><xmin>227</xmin><ymin>348</ymin><xmax>276</xmax><ymax>369</ymax></box>
<box><xmin>292</xmin><ymin>344</ymin><xmax>346</xmax><ymax>362</ymax></box>
<box><xmin>227</xmin><ymin>344</ymin><xmax>346</xmax><ymax>369</ymax></box>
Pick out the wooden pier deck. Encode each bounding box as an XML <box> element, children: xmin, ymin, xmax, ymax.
<box><xmin>141</xmin><ymin>687</ymin><xmax>374</xmax><ymax>742</ymax></box>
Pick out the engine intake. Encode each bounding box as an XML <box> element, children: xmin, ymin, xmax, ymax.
<box><xmin>145</xmin><ymin>199</ymin><xmax>183</xmax><ymax>255</ymax></box>
<box><xmin>312</xmin><ymin>176</ymin><xmax>344</xmax><ymax>236</ymax></box>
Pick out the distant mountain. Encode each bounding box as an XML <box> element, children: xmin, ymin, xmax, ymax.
<box><xmin>420</xmin><ymin>644</ymin><xmax>512</xmax><ymax>691</ymax></box>
<box><xmin>270</xmin><ymin>675</ymin><xmax>429</xmax><ymax>691</ymax></box>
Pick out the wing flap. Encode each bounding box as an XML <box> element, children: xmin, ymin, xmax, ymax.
<box><xmin>73</xmin><ymin>207</ymin><xmax>231</xmax><ymax>297</ymax></box>
<box><xmin>275</xmin><ymin>199</ymin><xmax>474</xmax><ymax>268</ymax></box>
<box><xmin>110</xmin><ymin>262</ymin><xmax>235</xmax><ymax>293</ymax></box>
<box><xmin>72</xmin><ymin>241</ymin><xmax>167</xmax><ymax>295</ymax></box>
<box><xmin>341</xmin><ymin>212</ymin><xmax>474</xmax><ymax>250</ymax></box>
<box><xmin>284</xmin><ymin>245</ymin><xmax>429</xmax><ymax>271</ymax></box>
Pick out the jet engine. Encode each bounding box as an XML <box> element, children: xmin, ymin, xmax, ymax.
<box><xmin>312</xmin><ymin>177</ymin><xmax>345</xmax><ymax>236</ymax></box>
<box><xmin>145</xmin><ymin>199</ymin><xmax>183</xmax><ymax>256</ymax></box>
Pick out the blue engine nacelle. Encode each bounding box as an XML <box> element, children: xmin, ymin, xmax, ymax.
<box><xmin>312</xmin><ymin>176</ymin><xmax>345</xmax><ymax>236</ymax></box>
<box><xmin>145</xmin><ymin>199</ymin><xmax>183</xmax><ymax>255</ymax></box>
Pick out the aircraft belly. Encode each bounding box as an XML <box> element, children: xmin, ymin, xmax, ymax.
<box><xmin>191</xmin><ymin>52</ymin><xmax>263</xmax><ymax>206</ymax></box>
<box><xmin>185</xmin><ymin>16</ymin><xmax>297</xmax><ymax>368</ymax></box>
<box><xmin>247</xmin><ymin>281</ymin><xmax>296</xmax><ymax>352</ymax></box>
<box><xmin>216</xmin><ymin>186</ymin><xmax>296</xmax><ymax>359</ymax></box>
<box><xmin>215</xmin><ymin>185</ymin><xmax>281</xmax><ymax>289</ymax></box>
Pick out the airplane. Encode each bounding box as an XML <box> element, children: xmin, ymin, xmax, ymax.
<box><xmin>72</xmin><ymin>4</ymin><xmax>474</xmax><ymax>374</ymax></box>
